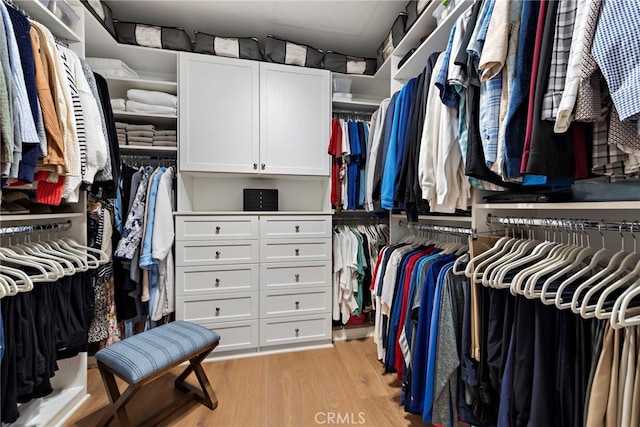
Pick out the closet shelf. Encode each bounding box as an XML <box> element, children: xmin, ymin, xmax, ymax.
<box><xmin>173</xmin><ymin>211</ymin><xmax>334</xmax><ymax>216</ymax></box>
<box><xmin>113</xmin><ymin>111</ymin><xmax>177</xmax><ymax>128</ymax></box>
<box><xmin>119</xmin><ymin>145</ymin><xmax>177</xmax><ymax>153</ymax></box>
<box><xmin>390</xmin><ymin>0</ymin><xmax>442</xmax><ymax>62</ymax></box>
<box><xmin>332</xmin><ymin>98</ymin><xmax>381</xmax><ymax>110</ymax></box>
<box><xmin>0</xmin><ymin>212</ymin><xmax>84</xmax><ymax>222</ymax></box>
<box><xmin>105</xmin><ymin>77</ymin><xmax>177</xmax><ymax>97</ymax></box>
<box><xmin>394</xmin><ymin>0</ymin><xmax>472</xmax><ymax>81</ymax></box>
<box><xmin>475</xmin><ymin>202</ymin><xmax>640</xmax><ymax>210</ymax></box>
<box><xmin>391</xmin><ymin>213</ymin><xmax>473</xmax><ymax>223</ymax></box>
<box><xmin>15</xmin><ymin>0</ymin><xmax>81</xmax><ymax>42</ymax></box>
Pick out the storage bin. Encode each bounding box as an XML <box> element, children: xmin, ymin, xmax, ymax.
<box><xmin>332</xmin><ymin>77</ymin><xmax>352</xmax><ymax>94</ymax></box>
<box><xmin>572</xmin><ymin>178</ymin><xmax>640</xmax><ymax>202</ymax></box>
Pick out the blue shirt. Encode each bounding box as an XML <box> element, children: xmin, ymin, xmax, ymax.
<box><xmin>347</xmin><ymin>121</ymin><xmax>361</xmax><ymax>210</ymax></box>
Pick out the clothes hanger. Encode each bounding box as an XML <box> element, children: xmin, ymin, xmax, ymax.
<box><xmin>470</xmin><ymin>224</ymin><xmax>520</xmax><ymax>285</ymax></box>
<box><xmin>540</xmin><ymin>224</ymin><xmax>601</xmax><ymax>305</ymax></box>
<box><xmin>464</xmin><ymin>219</ymin><xmax>513</xmax><ymax>278</ymax></box>
<box><xmin>611</xmin><ymin>276</ymin><xmax>640</xmax><ymax>328</ymax></box>
<box><xmin>14</xmin><ymin>233</ymin><xmax>77</xmax><ymax>275</ymax></box>
<box><xmin>0</xmin><ymin>265</ymin><xmax>34</xmax><ymax>292</ymax></box>
<box><xmin>0</xmin><ymin>275</ymin><xmax>9</xmax><ymax>298</ymax></box>
<box><xmin>27</xmin><ymin>226</ymin><xmax>87</xmax><ymax>272</ymax></box>
<box><xmin>0</xmin><ymin>243</ymin><xmax>61</xmax><ymax>281</ymax></box>
<box><xmin>485</xmin><ymin>222</ymin><xmax>539</xmax><ymax>287</ymax></box>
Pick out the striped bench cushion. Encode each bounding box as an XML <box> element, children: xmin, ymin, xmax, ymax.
<box><xmin>95</xmin><ymin>321</ymin><xmax>220</xmax><ymax>384</ymax></box>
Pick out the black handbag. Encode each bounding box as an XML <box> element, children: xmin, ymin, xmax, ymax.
<box><xmin>194</xmin><ymin>31</ymin><xmax>263</xmax><ymax>61</ymax></box>
<box><xmin>264</xmin><ymin>35</ymin><xmax>323</xmax><ymax>68</ymax></box>
<box><xmin>323</xmin><ymin>52</ymin><xmax>377</xmax><ymax>76</ymax></box>
<box><xmin>114</xmin><ymin>21</ymin><xmax>193</xmax><ymax>52</ymax></box>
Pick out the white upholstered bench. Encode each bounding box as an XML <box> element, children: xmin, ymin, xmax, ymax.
<box><xmin>94</xmin><ymin>321</ymin><xmax>220</xmax><ymax>426</ymax></box>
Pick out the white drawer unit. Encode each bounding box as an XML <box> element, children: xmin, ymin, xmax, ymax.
<box><xmin>260</xmin><ymin>287</ymin><xmax>331</xmax><ymax>318</ymax></box>
<box><xmin>176</xmin><ymin>264</ymin><xmax>259</xmax><ymax>296</ymax></box>
<box><xmin>200</xmin><ymin>320</ymin><xmax>259</xmax><ymax>353</ymax></box>
<box><xmin>176</xmin><ymin>292</ymin><xmax>258</xmax><ymax>323</ymax></box>
<box><xmin>260</xmin><ymin>262</ymin><xmax>331</xmax><ymax>290</ymax></box>
<box><xmin>176</xmin><ymin>240</ymin><xmax>259</xmax><ymax>266</ymax></box>
<box><xmin>176</xmin><ymin>216</ymin><xmax>258</xmax><ymax>241</ymax></box>
<box><xmin>260</xmin><ymin>216</ymin><xmax>331</xmax><ymax>239</ymax></box>
<box><xmin>260</xmin><ymin>238</ymin><xmax>331</xmax><ymax>263</ymax></box>
<box><xmin>260</xmin><ymin>314</ymin><xmax>332</xmax><ymax>347</ymax></box>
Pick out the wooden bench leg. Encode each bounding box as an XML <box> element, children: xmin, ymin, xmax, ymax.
<box><xmin>174</xmin><ymin>344</ymin><xmax>219</xmax><ymax>410</ymax></box>
<box><xmin>97</xmin><ymin>362</ymin><xmax>141</xmax><ymax>427</ymax></box>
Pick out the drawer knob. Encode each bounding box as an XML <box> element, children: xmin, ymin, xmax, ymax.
<box><xmin>295</xmin><ymin>328</ymin><xmax>299</xmax><ymax>334</ymax></box>
<box><xmin>295</xmin><ymin>301</ymin><xmax>300</xmax><ymax>308</ymax></box>
<box><xmin>295</xmin><ymin>274</ymin><xmax>300</xmax><ymax>282</ymax></box>
<box><xmin>215</xmin><ymin>307</ymin><xmax>221</xmax><ymax>315</ymax></box>
<box><xmin>215</xmin><ymin>251</ymin><xmax>221</xmax><ymax>259</ymax></box>
<box><xmin>215</xmin><ymin>226</ymin><xmax>221</xmax><ymax>234</ymax></box>
<box><xmin>253</xmin><ymin>163</ymin><xmax>258</xmax><ymax>170</ymax></box>
<box><xmin>295</xmin><ymin>248</ymin><xmax>300</xmax><ymax>256</ymax></box>
<box><xmin>215</xmin><ymin>278</ymin><xmax>220</xmax><ymax>286</ymax></box>
<box><xmin>295</xmin><ymin>225</ymin><xmax>300</xmax><ymax>233</ymax></box>
<box><xmin>261</xmin><ymin>163</ymin><xmax>266</xmax><ymax>170</ymax></box>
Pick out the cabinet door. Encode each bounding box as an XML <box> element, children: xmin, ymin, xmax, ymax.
<box><xmin>179</xmin><ymin>53</ymin><xmax>259</xmax><ymax>173</ymax></box>
<box><xmin>259</xmin><ymin>63</ymin><xmax>330</xmax><ymax>176</ymax></box>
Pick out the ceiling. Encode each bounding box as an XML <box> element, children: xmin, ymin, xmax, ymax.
<box><xmin>103</xmin><ymin>0</ymin><xmax>408</xmax><ymax>58</ymax></box>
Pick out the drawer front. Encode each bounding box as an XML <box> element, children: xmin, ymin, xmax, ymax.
<box><xmin>260</xmin><ymin>287</ymin><xmax>331</xmax><ymax>318</ymax></box>
<box><xmin>198</xmin><ymin>320</ymin><xmax>258</xmax><ymax>353</ymax></box>
<box><xmin>260</xmin><ymin>238</ymin><xmax>331</xmax><ymax>263</ymax></box>
<box><xmin>176</xmin><ymin>240</ymin><xmax>258</xmax><ymax>266</ymax></box>
<box><xmin>176</xmin><ymin>216</ymin><xmax>258</xmax><ymax>240</ymax></box>
<box><xmin>176</xmin><ymin>292</ymin><xmax>258</xmax><ymax>323</ymax></box>
<box><xmin>260</xmin><ymin>315</ymin><xmax>332</xmax><ymax>347</ymax></box>
<box><xmin>176</xmin><ymin>264</ymin><xmax>259</xmax><ymax>296</ymax></box>
<box><xmin>260</xmin><ymin>262</ymin><xmax>332</xmax><ymax>290</ymax></box>
<box><xmin>260</xmin><ymin>216</ymin><xmax>331</xmax><ymax>239</ymax></box>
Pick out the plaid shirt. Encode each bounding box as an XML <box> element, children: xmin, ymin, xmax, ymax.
<box><xmin>592</xmin><ymin>0</ymin><xmax>640</xmax><ymax>122</ymax></box>
<box><xmin>541</xmin><ymin>0</ymin><xmax>578</xmax><ymax>121</ymax></box>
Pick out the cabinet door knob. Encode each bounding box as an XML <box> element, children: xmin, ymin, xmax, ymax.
<box><xmin>295</xmin><ymin>328</ymin><xmax>300</xmax><ymax>334</ymax></box>
<box><xmin>215</xmin><ymin>251</ymin><xmax>221</xmax><ymax>259</ymax></box>
<box><xmin>215</xmin><ymin>278</ymin><xmax>220</xmax><ymax>287</ymax></box>
<box><xmin>253</xmin><ymin>163</ymin><xmax>258</xmax><ymax>170</ymax></box>
<box><xmin>215</xmin><ymin>307</ymin><xmax>221</xmax><ymax>314</ymax></box>
<box><xmin>295</xmin><ymin>225</ymin><xmax>300</xmax><ymax>233</ymax></box>
<box><xmin>295</xmin><ymin>274</ymin><xmax>300</xmax><ymax>282</ymax></box>
<box><xmin>215</xmin><ymin>226</ymin><xmax>221</xmax><ymax>234</ymax></box>
<box><xmin>295</xmin><ymin>301</ymin><xmax>300</xmax><ymax>308</ymax></box>
<box><xmin>261</xmin><ymin>163</ymin><xmax>265</xmax><ymax>170</ymax></box>
<box><xmin>295</xmin><ymin>248</ymin><xmax>300</xmax><ymax>256</ymax></box>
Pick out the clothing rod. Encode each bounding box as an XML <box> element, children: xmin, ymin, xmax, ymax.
<box><xmin>398</xmin><ymin>220</ymin><xmax>475</xmax><ymax>236</ymax></box>
<box><xmin>332</xmin><ymin>109</ymin><xmax>374</xmax><ymax>116</ymax></box>
<box><xmin>0</xmin><ymin>221</ymin><xmax>72</xmax><ymax>236</ymax></box>
<box><xmin>486</xmin><ymin>214</ymin><xmax>639</xmax><ymax>233</ymax></box>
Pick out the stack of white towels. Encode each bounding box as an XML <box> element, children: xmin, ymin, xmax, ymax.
<box><xmin>110</xmin><ymin>88</ymin><xmax>178</xmax><ymax>116</ymax></box>
<box><xmin>115</xmin><ymin>122</ymin><xmax>177</xmax><ymax>147</ymax></box>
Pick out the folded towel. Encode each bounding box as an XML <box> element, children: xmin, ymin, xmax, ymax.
<box><xmin>127</xmin><ymin>140</ymin><xmax>153</xmax><ymax>146</ymax></box>
<box><xmin>153</xmin><ymin>140</ymin><xmax>177</xmax><ymax>147</ymax></box>
<box><xmin>115</xmin><ymin>122</ymin><xmax>128</xmax><ymax>129</ymax></box>
<box><xmin>127</xmin><ymin>89</ymin><xmax>177</xmax><ymax>108</ymax></box>
<box><xmin>126</xmin><ymin>100</ymin><xmax>177</xmax><ymax>115</ymax></box>
<box><xmin>155</xmin><ymin>130</ymin><xmax>177</xmax><ymax>136</ymax></box>
<box><xmin>86</xmin><ymin>57</ymin><xmax>139</xmax><ymax>79</ymax></box>
<box><xmin>117</xmin><ymin>135</ymin><xmax>127</xmax><ymax>142</ymax></box>
<box><xmin>110</xmin><ymin>98</ymin><xmax>126</xmax><ymax>111</ymax></box>
<box><xmin>153</xmin><ymin>135</ymin><xmax>177</xmax><ymax>142</ymax></box>
<box><xmin>125</xmin><ymin>124</ymin><xmax>155</xmax><ymax>132</ymax></box>
<box><xmin>127</xmin><ymin>130</ymin><xmax>155</xmax><ymax>138</ymax></box>
<box><xmin>127</xmin><ymin>136</ymin><xmax>154</xmax><ymax>144</ymax></box>
<box><xmin>116</xmin><ymin>131</ymin><xmax>127</xmax><ymax>137</ymax></box>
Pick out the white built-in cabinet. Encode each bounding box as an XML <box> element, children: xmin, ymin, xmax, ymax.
<box><xmin>179</xmin><ymin>53</ymin><xmax>330</xmax><ymax>176</ymax></box>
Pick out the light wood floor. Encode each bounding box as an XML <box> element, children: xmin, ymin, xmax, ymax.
<box><xmin>65</xmin><ymin>338</ymin><xmax>426</xmax><ymax>427</ymax></box>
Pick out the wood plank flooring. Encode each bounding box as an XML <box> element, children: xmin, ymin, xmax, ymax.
<box><xmin>65</xmin><ymin>338</ymin><xmax>426</xmax><ymax>427</ymax></box>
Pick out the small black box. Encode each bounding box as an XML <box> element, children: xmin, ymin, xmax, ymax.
<box><xmin>243</xmin><ymin>189</ymin><xmax>278</xmax><ymax>211</ymax></box>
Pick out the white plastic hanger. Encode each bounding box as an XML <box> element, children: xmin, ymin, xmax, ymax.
<box><xmin>0</xmin><ymin>265</ymin><xmax>34</xmax><ymax>292</ymax></box>
<box><xmin>0</xmin><ymin>247</ymin><xmax>61</xmax><ymax>281</ymax></box>
<box><xmin>464</xmin><ymin>220</ymin><xmax>514</xmax><ymax>278</ymax></box>
<box><xmin>0</xmin><ymin>276</ymin><xmax>9</xmax><ymax>298</ymax></box>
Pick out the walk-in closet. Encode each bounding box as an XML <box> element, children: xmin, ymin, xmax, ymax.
<box><xmin>2</xmin><ymin>0</ymin><xmax>639</xmax><ymax>426</ymax></box>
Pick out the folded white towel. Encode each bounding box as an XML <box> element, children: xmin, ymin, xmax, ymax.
<box><xmin>127</xmin><ymin>140</ymin><xmax>153</xmax><ymax>146</ymax></box>
<box><xmin>125</xmin><ymin>123</ymin><xmax>155</xmax><ymax>132</ymax></box>
<box><xmin>127</xmin><ymin>89</ymin><xmax>177</xmax><ymax>108</ymax></box>
<box><xmin>115</xmin><ymin>122</ymin><xmax>128</xmax><ymax>129</ymax></box>
<box><xmin>110</xmin><ymin>98</ymin><xmax>126</xmax><ymax>111</ymax></box>
<box><xmin>153</xmin><ymin>135</ymin><xmax>177</xmax><ymax>142</ymax></box>
<box><xmin>128</xmin><ymin>136</ymin><xmax>154</xmax><ymax>144</ymax></box>
<box><xmin>153</xmin><ymin>139</ymin><xmax>177</xmax><ymax>147</ymax></box>
<box><xmin>127</xmin><ymin>130</ymin><xmax>155</xmax><ymax>138</ymax></box>
<box><xmin>126</xmin><ymin>100</ymin><xmax>177</xmax><ymax>115</ymax></box>
<box><xmin>86</xmin><ymin>57</ymin><xmax>139</xmax><ymax>79</ymax></box>
<box><xmin>155</xmin><ymin>130</ymin><xmax>177</xmax><ymax>136</ymax></box>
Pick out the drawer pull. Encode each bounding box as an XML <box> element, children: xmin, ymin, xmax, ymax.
<box><xmin>261</xmin><ymin>163</ymin><xmax>266</xmax><ymax>170</ymax></box>
<box><xmin>295</xmin><ymin>225</ymin><xmax>300</xmax><ymax>233</ymax></box>
<box><xmin>215</xmin><ymin>226</ymin><xmax>221</xmax><ymax>234</ymax></box>
<box><xmin>295</xmin><ymin>328</ymin><xmax>300</xmax><ymax>335</ymax></box>
<box><xmin>253</xmin><ymin>163</ymin><xmax>258</xmax><ymax>170</ymax></box>
<box><xmin>295</xmin><ymin>274</ymin><xmax>300</xmax><ymax>282</ymax></box>
<box><xmin>215</xmin><ymin>278</ymin><xmax>220</xmax><ymax>287</ymax></box>
<box><xmin>215</xmin><ymin>251</ymin><xmax>221</xmax><ymax>259</ymax></box>
<box><xmin>295</xmin><ymin>248</ymin><xmax>300</xmax><ymax>256</ymax></box>
<box><xmin>215</xmin><ymin>307</ymin><xmax>221</xmax><ymax>315</ymax></box>
<box><xmin>295</xmin><ymin>301</ymin><xmax>300</xmax><ymax>309</ymax></box>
